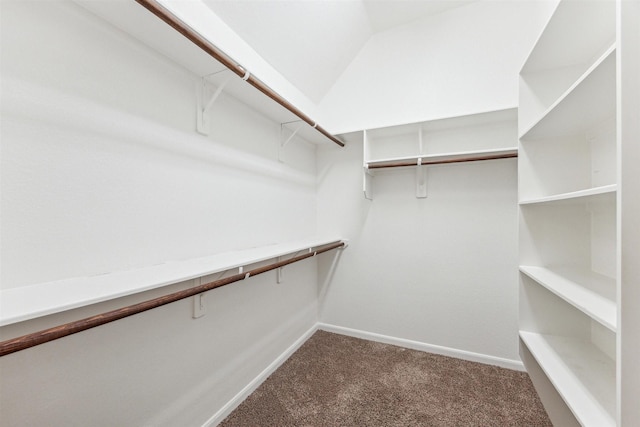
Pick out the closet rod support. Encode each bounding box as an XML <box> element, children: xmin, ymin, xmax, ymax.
<box><xmin>197</xmin><ymin>75</ymin><xmax>232</xmax><ymax>135</ymax></box>
<box><xmin>134</xmin><ymin>0</ymin><xmax>344</xmax><ymax>147</ymax></box>
<box><xmin>279</xmin><ymin>122</ymin><xmax>304</xmax><ymax>162</ymax></box>
<box><xmin>416</xmin><ymin>158</ymin><xmax>427</xmax><ymax>198</ymax></box>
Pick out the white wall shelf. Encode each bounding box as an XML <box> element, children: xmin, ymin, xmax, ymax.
<box><xmin>519</xmin><ymin>184</ymin><xmax>616</xmax><ymax>206</ymax></box>
<box><xmin>362</xmin><ymin>108</ymin><xmax>517</xmax><ymax>199</ymax></box>
<box><xmin>520</xmin><ymin>45</ymin><xmax>616</xmax><ymax>141</ymax></box>
<box><xmin>520</xmin><ymin>266</ymin><xmax>616</xmax><ymax>331</ymax></box>
<box><xmin>0</xmin><ymin>238</ymin><xmax>344</xmax><ymax>327</ymax></box>
<box><xmin>74</xmin><ymin>1</ymin><xmax>337</xmax><ymax>146</ymax></box>
<box><xmin>519</xmin><ymin>331</ymin><xmax>616</xmax><ymax>427</ymax></box>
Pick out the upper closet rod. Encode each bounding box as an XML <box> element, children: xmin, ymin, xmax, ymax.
<box><xmin>134</xmin><ymin>0</ymin><xmax>345</xmax><ymax>148</ymax></box>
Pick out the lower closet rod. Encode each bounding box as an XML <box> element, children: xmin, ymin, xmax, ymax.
<box><xmin>0</xmin><ymin>241</ymin><xmax>345</xmax><ymax>357</ymax></box>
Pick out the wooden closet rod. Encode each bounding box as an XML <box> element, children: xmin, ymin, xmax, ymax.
<box><xmin>134</xmin><ymin>0</ymin><xmax>344</xmax><ymax>148</ymax></box>
<box><xmin>368</xmin><ymin>152</ymin><xmax>518</xmax><ymax>169</ymax></box>
<box><xmin>0</xmin><ymin>241</ymin><xmax>344</xmax><ymax>357</ymax></box>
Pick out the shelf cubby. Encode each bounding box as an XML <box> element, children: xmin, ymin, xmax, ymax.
<box><xmin>519</xmin><ymin>265</ymin><xmax>616</xmax><ymax>331</ymax></box>
<box><xmin>520</xmin><ymin>46</ymin><xmax>616</xmax><ymax>141</ymax></box>
<box><xmin>518</xmin><ymin>115</ymin><xmax>616</xmax><ymax>202</ymax></box>
<box><xmin>520</xmin><ymin>331</ymin><xmax>616</xmax><ymax>427</ymax></box>
<box><xmin>519</xmin><ymin>0</ymin><xmax>616</xmax><ymax>133</ymax></box>
<box><xmin>519</xmin><ymin>201</ymin><xmax>616</xmax><ymax>277</ymax></box>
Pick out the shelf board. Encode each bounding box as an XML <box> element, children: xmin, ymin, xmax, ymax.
<box><xmin>0</xmin><ymin>237</ymin><xmax>343</xmax><ymax>327</ymax></box>
<box><xmin>365</xmin><ymin>108</ymin><xmax>517</xmax><ymax>140</ymax></box>
<box><xmin>519</xmin><ymin>331</ymin><xmax>616</xmax><ymax>427</ymax></box>
<box><xmin>519</xmin><ymin>184</ymin><xmax>617</xmax><ymax>206</ymax></box>
<box><xmin>520</xmin><ymin>266</ymin><xmax>616</xmax><ymax>331</ymax></box>
<box><xmin>366</xmin><ymin>147</ymin><xmax>518</xmax><ymax>170</ymax></box>
<box><xmin>520</xmin><ymin>45</ymin><xmax>616</xmax><ymax>141</ymax></box>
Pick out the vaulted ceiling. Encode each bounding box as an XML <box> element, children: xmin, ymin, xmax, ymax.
<box><xmin>203</xmin><ymin>1</ymin><xmax>476</xmax><ymax>103</ymax></box>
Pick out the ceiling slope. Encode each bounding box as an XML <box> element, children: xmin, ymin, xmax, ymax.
<box><xmin>203</xmin><ymin>0</ymin><xmax>478</xmax><ymax>104</ymax></box>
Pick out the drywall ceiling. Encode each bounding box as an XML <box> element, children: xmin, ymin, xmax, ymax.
<box><xmin>203</xmin><ymin>0</ymin><xmax>476</xmax><ymax>104</ymax></box>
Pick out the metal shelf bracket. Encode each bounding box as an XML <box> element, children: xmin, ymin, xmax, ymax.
<box><xmin>197</xmin><ymin>73</ymin><xmax>232</xmax><ymax>135</ymax></box>
<box><xmin>278</xmin><ymin>121</ymin><xmax>304</xmax><ymax>162</ymax></box>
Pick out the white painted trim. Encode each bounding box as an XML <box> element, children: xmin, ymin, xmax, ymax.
<box><xmin>202</xmin><ymin>323</ymin><xmax>319</xmax><ymax>427</ymax></box>
<box><xmin>317</xmin><ymin>323</ymin><xmax>525</xmax><ymax>372</ymax></box>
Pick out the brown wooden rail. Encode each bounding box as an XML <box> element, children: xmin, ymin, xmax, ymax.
<box><xmin>134</xmin><ymin>0</ymin><xmax>344</xmax><ymax>148</ymax></box>
<box><xmin>368</xmin><ymin>152</ymin><xmax>518</xmax><ymax>169</ymax></box>
<box><xmin>0</xmin><ymin>241</ymin><xmax>344</xmax><ymax>357</ymax></box>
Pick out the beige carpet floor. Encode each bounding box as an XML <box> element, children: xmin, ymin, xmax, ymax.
<box><xmin>220</xmin><ymin>331</ymin><xmax>551</xmax><ymax>426</ymax></box>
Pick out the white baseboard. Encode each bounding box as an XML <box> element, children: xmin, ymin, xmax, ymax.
<box><xmin>317</xmin><ymin>323</ymin><xmax>525</xmax><ymax>372</ymax></box>
<box><xmin>202</xmin><ymin>323</ymin><xmax>319</xmax><ymax>427</ymax></box>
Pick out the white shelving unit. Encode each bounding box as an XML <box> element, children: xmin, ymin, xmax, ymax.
<box><xmin>361</xmin><ymin>108</ymin><xmax>518</xmax><ymax>199</ymax></box>
<box><xmin>0</xmin><ymin>238</ymin><xmax>344</xmax><ymax>327</ymax></box>
<box><xmin>517</xmin><ymin>1</ymin><xmax>627</xmax><ymax>425</ymax></box>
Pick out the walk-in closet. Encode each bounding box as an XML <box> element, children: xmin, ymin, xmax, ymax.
<box><xmin>1</xmin><ymin>0</ymin><xmax>638</xmax><ymax>426</ymax></box>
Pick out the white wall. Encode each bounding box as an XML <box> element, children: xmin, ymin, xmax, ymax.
<box><xmin>1</xmin><ymin>0</ymin><xmax>555</xmax><ymax>424</ymax></box>
<box><xmin>318</xmin><ymin>0</ymin><xmax>557</xmax><ymax>134</ymax></box>
<box><xmin>313</xmin><ymin>0</ymin><xmax>554</xmax><ymax>365</ymax></box>
<box><xmin>317</xmin><ymin>137</ymin><xmax>521</xmax><ymax>363</ymax></box>
<box><xmin>0</xmin><ymin>1</ymin><xmax>321</xmax><ymax>425</ymax></box>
